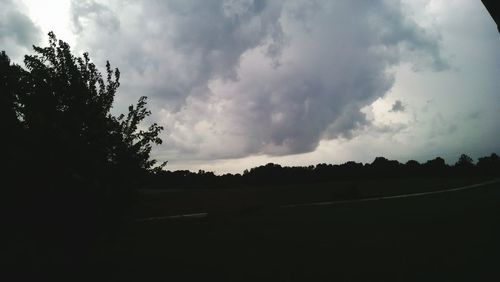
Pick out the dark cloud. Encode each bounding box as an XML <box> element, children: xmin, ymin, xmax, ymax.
<box><xmin>390</xmin><ymin>100</ymin><xmax>405</xmax><ymax>112</ymax></box>
<box><xmin>70</xmin><ymin>0</ymin><xmax>285</xmax><ymax>111</ymax></box>
<box><xmin>0</xmin><ymin>0</ymin><xmax>41</xmax><ymax>59</ymax></box>
<box><xmin>67</xmin><ymin>0</ymin><xmax>448</xmax><ymax>161</ymax></box>
<box><xmin>71</xmin><ymin>0</ymin><xmax>120</xmax><ymax>33</ymax></box>
<box><xmin>465</xmin><ymin>111</ymin><xmax>480</xmax><ymax>120</ymax></box>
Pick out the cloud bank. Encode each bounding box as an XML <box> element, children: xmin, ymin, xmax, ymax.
<box><xmin>65</xmin><ymin>0</ymin><xmax>448</xmax><ymax>162</ymax></box>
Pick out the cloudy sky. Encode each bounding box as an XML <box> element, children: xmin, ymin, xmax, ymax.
<box><xmin>2</xmin><ymin>0</ymin><xmax>499</xmax><ymax>173</ymax></box>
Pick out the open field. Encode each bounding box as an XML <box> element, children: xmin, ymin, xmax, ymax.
<box><xmin>134</xmin><ymin>177</ymin><xmax>486</xmax><ymax>218</ymax></box>
<box><xmin>85</xmin><ymin>179</ymin><xmax>500</xmax><ymax>281</ymax></box>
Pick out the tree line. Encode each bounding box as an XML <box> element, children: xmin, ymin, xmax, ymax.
<box><xmin>147</xmin><ymin>153</ymin><xmax>500</xmax><ymax>189</ymax></box>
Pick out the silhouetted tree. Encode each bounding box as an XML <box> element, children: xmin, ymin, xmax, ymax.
<box><xmin>368</xmin><ymin>157</ymin><xmax>402</xmax><ymax>178</ymax></box>
<box><xmin>422</xmin><ymin>157</ymin><xmax>448</xmax><ymax>176</ymax></box>
<box><xmin>0</xmin><ymin>51</ymin><xmax>24</xmax><ymax>131</ymax></box>
<box><xmin>477</xmin><ymin>153</ymin><xmax>500</xmax><ymax>176</ymax></box>
<box><xmin>405</xmin><ymin>160</ymin><xmax>420</xmax><ymax>173</ymax></box>
<box><xmin>1</xmin><ymin>51</ymin><xmax>28</xmax><ymax>186</ymax></box>
<box><xmin>453</xmin><ymin>154</ymin><xmax>474</xmax><ymax>176</ymax></box>
<box><xmin>455</xmin><ymin>154</ymin><xmax>474</xmax><ymax>168</ymax></box>
<box><xmin>146</xmin><ymin>153</ymin><xmax>498</xmax><ymax>192</ymax></box>
<box><xmin>2</xmin><ymin>32</ymin><xmax>166</xmax><ymax>264</ymax></box>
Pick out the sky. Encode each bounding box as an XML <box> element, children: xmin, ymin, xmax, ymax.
<box><xmin>2</xmin><ymin>0</ymin><xmax>499</xmax><ymax>174</ymax></box>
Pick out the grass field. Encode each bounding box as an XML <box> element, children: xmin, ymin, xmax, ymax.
<box><xmin>133</xmin><ymin>177</ymin><xmax>486</xmax><ymax>218</ymax></box>
<box><xmin>85</xmin><ymin>178</ymin><xmax>500</xmax><ymax>281</ymax></box>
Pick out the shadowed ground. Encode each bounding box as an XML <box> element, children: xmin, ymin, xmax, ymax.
<box><xmin>84</xmin><ymin>179</ymin><xmax>500</xmax><ymax>281</ymax></box>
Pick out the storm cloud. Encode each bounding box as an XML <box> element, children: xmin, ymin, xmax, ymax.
<box><xmin>64</xmin><ymin>0</ymin><xmax>447</xmax><ymax>161</ymax></box>
<box><xmin>0</xmin><ymin>0</ymin><xmax>41</xmax><ymax>60</ymax></box>
<box><xmin>6</xmin><ymin>0</ymin><xmax>498</xmax><ymax>172</ymax></box>
<box><xmin>390</xmin><ymin>100</ymin><xmax>405</xmax><ymax>112</ymax></box>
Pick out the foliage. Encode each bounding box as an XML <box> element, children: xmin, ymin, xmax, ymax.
<box><xmin>148</xmin><ymin>153</ymin><xmax>499</xmax><ymax>190</ymax></box>
<box><xmin>17</xmin><ymin>32</ymin><xmax>165</xmax><ymax>176</ymax></box>
<box><xmin>477</xmin><ymin>153</ymin><xmax>500</xmax><ymax>175</ymax></box>
<box><xmin>455</xmin><ymin>154</ymin><xmax>474</xmax><ymax>169</ymax></box>
<box><xmin>3</xmin><ymin>32</ymin><xmax>165</xmax><ymax>184</ymax></box>
<box><xmin>2</xmin><ymin>32</ymin><xmax>166</xmax><ymax>260</ymax></box>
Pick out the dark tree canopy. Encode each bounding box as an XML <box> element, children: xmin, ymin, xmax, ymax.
<box><xmin>148</xmin><ymin>153</ymin><xmax>499</xmax><ymax>190</ymax></box>
<box><xmin>2</xmin><ymin>32</ymin><xmax>166</xmax><ymax>261</ymax></box>
<box><xmin>455</xmin><ymin>154</ymin><xmax>474</xmax><ymax>169</ymax></box>
<box><xmin>3</xmin><ymin>32</ymin><xmax>165</xmax><ymax>186</ymax></box>
<box><xmin>477</xmin><ymin>153</ymin><xmax>500</xmax><ymax>175</ymax></box>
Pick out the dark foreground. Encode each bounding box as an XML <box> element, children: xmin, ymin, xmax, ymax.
<box><xmin>77</xmin><ymin>180</ymin><xmax>500</xmax><ymax>281</ymax></box>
